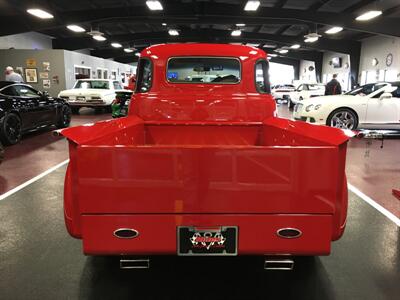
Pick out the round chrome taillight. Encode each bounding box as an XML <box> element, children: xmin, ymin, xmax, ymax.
<box><xmin>113</xmin><ymin>228</ymin><xmax>139</xmax><ymax>239</ymax></box>
<box><xmin>276</xmin><ymin>228</ymin><xmax>302</xmax><ymax>239</ymax></box>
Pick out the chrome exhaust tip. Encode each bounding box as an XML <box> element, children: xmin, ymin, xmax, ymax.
<box><xmin>120</xmin><ymin>258</ymin><xmax>150</xmax><ymax>269</ymax></box>
<box><xmin>264</xmin><ymin>258</ymin><xmax>294</xmax><ymax>271</ymax></box>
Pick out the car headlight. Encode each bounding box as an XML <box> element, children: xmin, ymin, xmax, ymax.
<box><xmin>314</xmin><ymin>104</ymin><xmax>322</xmax><ymax>110</ymax></box>
<box><xmin>305</xmin><ymin>104</ymin><xmax>314</xmax><ymax>112</ymax></box>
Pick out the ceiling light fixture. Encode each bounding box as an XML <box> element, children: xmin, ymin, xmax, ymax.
<box><xmin>236</xmin><ymin>23</ymin><xmax>246</xmax><ymax>27</ymax></box>
<box><xmin>124</xmin><ymin>48</ymin><xmax>134</xmax><ymax>53</ymax></box>
<box><xmin>168</xmin><ymin>29</ymin><xmax>179</xmax><ymax>36</ymax></box>
<box><xmin>135</xmin><ymin>52</ymin><xmax>141</xmax><ymax>57</ymax></box>
<box><xmin>268</xmin><ymin>53</ymin><xmax>278</xmax><ymax>57</ymax></box>
<box><xmin>162</xmin><ymin>23</ymin><xmax>167</xmax><ymax>26</ymax></box>
<box><xmin>146</xmin><ymin>1</ymin><xmax>163</xmax><ymax>11</ymax></box>
<box><xmin>356</xmin><ymin>10</ymin><xmax>382</xmax><ymax>21</ymax></box>
<box><xmin>67</xmin><ymin>25</ymin><xmax>86</xmax><ymax>33</ymax></box>
<box><xmin>304</xmin><ymin>32</ymin><xmax>321</xmax><ymax>43</ymax></box>
<box><xmin>111</xmin><ymin>43</ymin><xmax>122</xmax><ymax>48</ymax></box>
<box><xmin>290</xmin><ymin>44</ymin><xmax>301</xmax><ymax>49</ymax></box>
<box><xmin>231</xmin><ymin>30</ymin><xmax>241</xmax><ymax>36</ymax></box>
<box><xmin>26</xmin><ymin>8</ymin><xmax>54</xmax><ymax>19</ymax></box>
<box><xmin>93</xmin><ymin>35</ymin><xmax>106</xmax><ymax>41</ymax></box>
<box><xmin>325</xmin><ymin>26</ymin><xmax>343</xmax><ymax>34</ymax></box>
<box><xmin>279</xmin><ymin>49</ymin><xmax>289</xmax><ymax>54</ymax></box>
<box><xmin>244</xmin><ymin>1</ymin><xmax>260</xmax><ymax>11</ymax></box>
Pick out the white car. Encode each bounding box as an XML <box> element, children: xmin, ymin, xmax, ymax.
<box><xmin>287</xmin><ymin>83</ymin><xmax>326</xmax><ymax>109</ymax></box>
<box><xmin>58</xmin><ymin>79</ymin><xmax>131</xmax><ymax>114</ymax></box>
<box><xmin>293</xmin><ymin>82</ymin><xmax>400</xmax><ymax>130</ymax></box>
<box><xmin>271</xmin><ymin>84</ymin><xmax>296</xmax><ymax>103</ymax></box>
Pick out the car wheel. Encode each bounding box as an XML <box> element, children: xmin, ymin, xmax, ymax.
<box><xmin>71</xmin><ymin>107</ymin><xmax>80</xmax><ymax>114</ymax></box>
<box><xmin>0</xmin><ymin>141</ymin><xmax>4</xmax><ymax>164</ymax></box>
<box><xmin>105</xmin><ymin>105</ymin><xmax>112</xmax><ymax>113</ymax></box>
<box><xmin>327</xmin><ymin>108</ymin><xmax>358</xmax><ymax>130</ymax></box>
<box><xmin>0</xmin><ymin>113</ymin><xmax>22</xmax><ymax>145</ymax></box>
<box><xmin>56</xmin><ymin>105</ymin><xmax>72</xmax><ymax>129</ymax></box>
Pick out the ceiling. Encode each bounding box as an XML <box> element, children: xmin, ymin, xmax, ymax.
<box><xmin>1</xmin><ymin>0</ymin><xmax>400</xmax><ymax>63</ymax></box>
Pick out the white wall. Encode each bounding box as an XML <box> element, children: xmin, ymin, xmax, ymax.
<box><xmin>322</xmin><ymin>51</ymin><xmax>351</xmax><ymax>91</ymax></box>
<box><xmin>269</xmin><ymin>62</ymin><xmax>295</xmax><ymax>85</ymax></box>
<box><xmin>63</xmin><ymin>51</ymin><xmax>136</xmax><ymax>89</ymax></box>
<box><xmin>0</xmin><ymin>32</ymin><xmax>53</xmax><ymax>50</ymax></box>
<box><xmin>299</xmin><ymin>60</ymin><xmax>316</xmax><ymax>83</ymax></box>
<box><xmin>359</xmin><ymin>36</ymin><xmax>400</xmax><ymax>84</ymax></box>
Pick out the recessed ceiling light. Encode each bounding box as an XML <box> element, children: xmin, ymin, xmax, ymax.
<box><xmin>67</xmin><ymin>25</ymin><xmax>85</xmax><ymax>33</ymax></box>
<box><xmin>356</xmin><ymin>10</ymin><xmax>382</xmax><ymax>21</ymax></box>
<box><xmin>124</xmin><ymin>48</ymin><xmax>134</xmax><ymax>53</ymax></box>
<box><xmin>135</xmin><ymin>53</ymin><xmax>141</xmax><ymax>57</ymax></box>
<box><xmin>236</xmin><ymin>23</ymin><xmax>246</xmax><ymax>27</ymax></box>
<box><xmin>290</xmin><ymin>44</ymin><xmax>300</xmax><ymax>49</ymax></box>
<box><xmin>304</xmin><ymin>32</ymin><xmax>321</xmax><ymax>43</ymax></box>
<box><xmin>111</xmin><ymin>43</ymin><xmax>122</xmax><ymax>48</ymax></box>
<box><xmin>26</xmin><ymin>8</ymin><xmax>54</xmax><ymax>19</ymax></box>
<box><xmin>168</xmin><ymin>29</ymin><xmax>179</xmax><ymax>36</ymax></box>
<box><xmin>231</xmin><ymin>30</ymin><xmax>241</xmax><ymax>36</ymax></box>
<box><xmin>162</xmin><ymin>23</ymin><xmax>167</xmax><ymax>26</ymax></box>
<box><xmin>268</xmin><ymin>53</ymin><xmax>278</xmax><ymax>57</ymax></box>
<box><xmin>279</xmin><ymin>49</ymin><xmax>289</xmax><ymax>54</ymax></box>
<box><xmin>244</xmin><ymin>1</ymin><xmax>260</xmax><ymax>11</ymax></box>
<box><xmin>325</xmin><ymin>26</ymin><xmax>343</xmax><ymax>34</ymax></box>
<box><xmin>93</xmin><ymin>35</ymin><xmax>106</xmax><ymax>41</ymax></box>
<box><xmin>146</xmin><ymin>1</ymin><xmax>163</xmax><ymax>11</ymax></box>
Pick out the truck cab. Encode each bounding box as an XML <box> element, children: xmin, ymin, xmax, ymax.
<box><xmin>60</xmin><ymin>44</ymin><xmax>350</xmax><ymax>265</ymax></box>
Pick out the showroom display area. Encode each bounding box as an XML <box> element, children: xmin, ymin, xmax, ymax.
<box><xmin>0</xmin><ymin>49</ymin><xmax>135</xmax><ymax>97</ymax></box>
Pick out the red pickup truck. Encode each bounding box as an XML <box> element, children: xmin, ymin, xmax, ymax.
<box><xmin>60</xmin><ymin>44</ymin><xmax>350</xmax><ymax>269</ymax></box>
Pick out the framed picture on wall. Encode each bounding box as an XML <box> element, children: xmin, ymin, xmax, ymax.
<box><xmin>25</xmin><ymin>68</ymin><xmax>38</xmax><ymax>83</ymax></box>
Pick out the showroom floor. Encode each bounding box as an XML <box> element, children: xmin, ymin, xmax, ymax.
<box><xmin>0</xmin><ymin>106</ymin><xmax>399</xmax><ymax>299</ymax></box>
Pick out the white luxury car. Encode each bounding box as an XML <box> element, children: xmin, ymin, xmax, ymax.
<box><xmin>58</xmin><ymin>79</ymin><xmax>131</xmax><ymax>114</ymax></box>
<box><xmin>287</xmin><ymin>83</ymin><xmax>326</xmax><ymax>109</ymax></box>
<box><xmin>293</xmin><ymin>82</ymin><xmax>400</xmax><ymax>130</ymax></box>
<box><xmin>271</xmin><ymin>84</ymin><xmax>296</xmax><ymax>103</ymax></box>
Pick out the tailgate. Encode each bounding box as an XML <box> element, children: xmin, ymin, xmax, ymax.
<box><xmin>75</xmin><ymin>145</ymin><xmax>340</xmax><ymax>214</ymax></box>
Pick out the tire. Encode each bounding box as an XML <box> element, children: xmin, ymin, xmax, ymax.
<box><xmin>56</xmin><ymin>105</ymin><xmax>72</xmax><ymax>129</ymax></box>
<box><xmin>288</xmin><ymin>99</ymin><xmax>295</xmax><ymax>110</ymax></box>
<box><xmin>327</xmin><ymin>108</ymin><xmax>358</xmax><ymax>130</ymax></box>
<box><xmin>105</xmin><ymin>105</ymin><xmax>112</xmax><ymax>113</ymax></box>
<box><xmin>0</xmin><ymin>113</ymin><xmax>22</xmax><ymax>145</ymax></box>
<box><xmin>71</xmin><ymin>107</ymin><xmax>80</xmax><ymax>114</ymax></box>
<box><xmin>0</xmin><ymin>141</ymin><xmax>4</xmax><ymax>165</ymax></box>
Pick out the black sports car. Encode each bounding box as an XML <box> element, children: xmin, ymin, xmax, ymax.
<box><xmin>0</xmin><ymin>81</ymin><xmax>71</xmax><ymax>145</ymax></box>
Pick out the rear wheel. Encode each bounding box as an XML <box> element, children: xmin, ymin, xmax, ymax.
<box><xmin>56</xmin><ymin>105</ymin><xmax>72</xmax><ymax>128</ymax></box>
<box><xmin>327</xmin><ymin>108</ymin><xmax>358</xmax><ymax>130</ymax></box>
<box><xmin>0</xmin><ymin>113</ymin><xmax>22</xmax><ymax>145</ymax></box>
<box><xmin>71</xmin><ymin>107</ymin><xmax>80</xmax><ymax>114</ymax></box>
<box><xmin>0</xmin><ymin>141</ymin><xmax>4</xmax><ymax>164</ymax></box>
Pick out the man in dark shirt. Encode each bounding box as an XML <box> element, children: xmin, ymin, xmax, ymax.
<box><xmin>325</xmin><ymin>74</ymin><xmax>342</xmax><ymax>95</ymax></box>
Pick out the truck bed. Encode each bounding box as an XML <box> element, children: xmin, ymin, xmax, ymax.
<box><xmin>61</xmin><ymin>117</ymin><xmax>350</xmax><ymax>254</ymax></box>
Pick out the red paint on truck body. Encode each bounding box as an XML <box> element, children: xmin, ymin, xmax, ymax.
<box><xmin>60</xmin><ymin>44</ymin><xmax>350</xmax><ymax>256</ymax></box>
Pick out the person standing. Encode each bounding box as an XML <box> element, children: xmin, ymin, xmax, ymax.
<box><xmin>325</xmin><ymin>74</ymin><xmax>342</xmax><ymax>95</ymax></box>
<box><xmin>5</xmin><ymin>66</ymin><xmax>24</xmax><ymax>82</ymax></box>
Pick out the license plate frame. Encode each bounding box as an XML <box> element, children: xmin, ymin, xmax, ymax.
<box><xmin>177</xmin><ymin>226</ymin><xmax>238</xmax><ymax>256</ymax></box>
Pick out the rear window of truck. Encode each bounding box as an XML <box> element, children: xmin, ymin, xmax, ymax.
<box><xmin>167</xmin><ymin>57</ymin><xmax>241</xmax><ymax>84</ymax></box>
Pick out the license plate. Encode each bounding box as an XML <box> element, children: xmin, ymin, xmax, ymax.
<box><xmin>77</xmin><ymin>96</ymin><xmax>85</xmax><ymax>101</ymax></box>
<box><xmin>177</xmin><ymin>226</ymin><xmax>238</xmax><ymax>256</ymax></box>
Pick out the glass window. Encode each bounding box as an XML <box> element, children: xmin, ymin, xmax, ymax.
<box><xmin>255</xmin><ymin>60</ymin><xmax>271</xmax><ymax>93</ymax></box>
<box><xmin>167</xmin><ymin>57</ymin><xmax>241</xmax><ymax>84</ymax></box>
<box><xmin>74</xmin><ymin>67</ymin><xmax>91</xmax><ymax>80</ymax></box>
<box><xmin>74</xmin><ymin>80</ymin><xmax>109</xmax><ymax>89</ymax></box>
<box><xmin>297</xmin><ymin>85</ymin><xmax>303</xmax><ymax>91</ymax></box>
<box><xmin>113</xmin><ymin>81</ymin><xmax>123</xmax><ymax>90</ymax></box>
<box><xmin>346</xmin><ymin>83</ymin><xmax>388</xmax><ymax>96</ymax></box>
<box><xmin>391</xmin><ymin>85</ymin><xmax>400</xmax><ymax>98</ymax></box>
<box><xmin>136</xmin><ymin>58</ymin><xmax>153</xmax><ymax>93</ymax></box>
<box><xmin>1</xmin><ymin>86</ymin><xmax>17</xmax><ymax>96</ymax></box>
<box><xmin>14</xmin><ymin>85</ymin><xmax>40</xmax><ymax>97</ymax></box>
